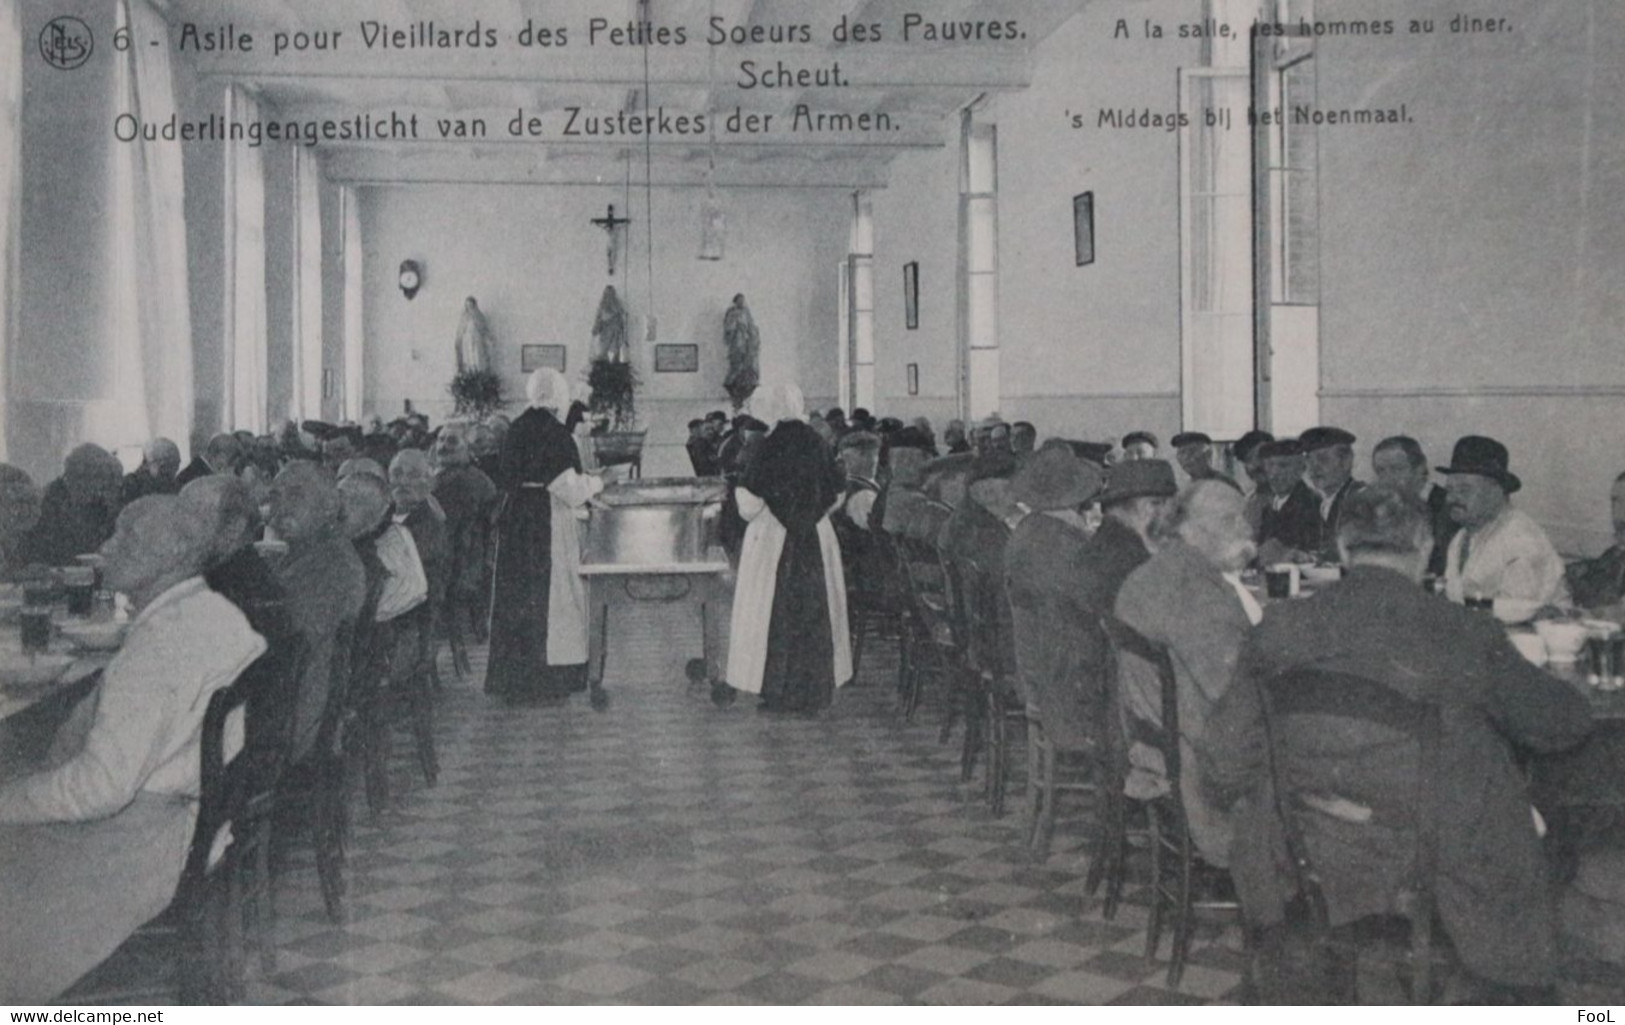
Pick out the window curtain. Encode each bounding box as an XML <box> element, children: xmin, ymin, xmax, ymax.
<box><xmin>110</xmin><ymin>0</ymin><xmax>193</xmax><ymax>452</ymax></box>
<box><xmin>224</xmin><ymin>84</ymin><xmax>267</xmax><ymax>433</ymax></box>
<box><xmin>341</xmin><ymin>186</ymin><xmax>364</xmax><ymax>420</ymax></box>
<box><xmin>0</xmin><ymin>0</ymin><xmax>19</xmax><ymax>461</ymax></box>
<box><xmin>292</xmin><ymin>147</ymin><xmax>323</xmax><ymax>421</ymax></box>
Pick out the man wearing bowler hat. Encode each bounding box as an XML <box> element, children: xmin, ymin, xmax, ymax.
<box><xmin>1078</xmin><ymin>458</ymin><xmax>1180</xmax><ymax>652</ymax></box>
<box><xmin>1440</xmin><ymin>435</ymin><xmax>1568</xmax><ymax>607</ymax></box>
<box><xmin>1299</xmin><ymin>426</ymin><xmax>1364</xmax><ymax>563</ymax></box>
<box><xmin>1004</xmin><ymin>447</ymin><xmax>1108</xmax><ymax>751</ymax></box>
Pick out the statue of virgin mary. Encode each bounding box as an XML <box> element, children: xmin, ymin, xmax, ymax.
<box><xmin>454</xmin><ymin>296</ymin><xmax>493</xmax><ymax>373</ymax></box>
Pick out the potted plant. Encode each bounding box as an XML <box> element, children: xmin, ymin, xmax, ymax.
<box><xmin>587</xmin><ymin>358</ymin><xmax>645</xmax><ymax>475</ymax></box>
<box><xmin>447</xmin><ymin>367</ymin><xmax>507</xmax><ymax>420</ymax></box>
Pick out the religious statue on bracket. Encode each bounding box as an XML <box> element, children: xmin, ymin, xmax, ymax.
<box><xmin>454</xmin><ymin>296</ymin><xmax>493</xmax><ymax>373</ymax></box>
<box><xmin>588</xmin><ymin>285</ymin><xmax>638</xmax><ymax>432</ymax></box>
<box><xmin>592</xmin><ymin>285</ymin><xmax>629</xmax><ymax>363</ymax></box>
<box><xmin>447</xmin><ymin>296</ymin><xmax>506</xmax><ymax>419</ymax></box>
<box><xmin>723</xmin><ymin>293</ymin><xmax>760</xmax><ymax>411</ymax></box>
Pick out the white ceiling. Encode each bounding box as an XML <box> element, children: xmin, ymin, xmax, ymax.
<box><xmin>166</xmin><ymin>0</ymin><xmax>1085</xmax><ymax>188</ymax></box>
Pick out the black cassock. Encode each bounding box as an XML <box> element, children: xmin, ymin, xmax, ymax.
<box><xmin>485</xmin><ymin>407</ymin><xmax>590</xmax><ymax>702</ymax></box>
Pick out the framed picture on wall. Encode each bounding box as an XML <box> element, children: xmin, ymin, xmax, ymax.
<box><xmin>654</xmin><ymin>343</ymin><xmax>699</xmax><ymax>373</ymax></box>
<box><xmin>903</xmin><ymin>261</ymin><xmax>920</xmax><ymax>330</ymax></box>
<box><xmin>906</xmin><ymin>363</ymin><xmax>920</xmax><ymax>396</ymax></box>
<box><xmin>1073</xmin><ymin>191</ymin><xmax>1095</xmax><ymax>266</ymax></box>
<box><xmin>521</xmin><ymin>344</ymin><xmax>567</xmax><ymax>373</ymax></box>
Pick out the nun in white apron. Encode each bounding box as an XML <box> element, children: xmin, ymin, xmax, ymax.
<box><xmin>485</xmin><ymin>369</ymin><xmax>603</xmax><ymax>704</ymax></box>
<box><xmin>725</xmin><ymin>383</ymin><xmax>853</xmax><ymax>712</ymax></box>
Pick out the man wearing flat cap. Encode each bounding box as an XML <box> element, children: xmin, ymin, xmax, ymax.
<box><xmin>1232</xmin><ymin>430</ymin><xmax>1274</xmax><ymax>536</ymax></box>
<box><xmin>1004</xmin><ymin>447</ymin><xmax>1109</xmax><ymax>751</ymax></box>
<box><xmin>1121</xmin><ymin>431</ymin><xmax>1160</xmax><ymax>462</ymax></box>
<box><xmin>1255</xmin><ymin>439</ymin><xmax>1322</xmax><ymax>563</ymax></box>
<box><xmin>1299</xmin><ymin>426</ymin><xmax>1364</xmax><ymax>563</ymax></box>
<box><xmin>1171</xmin><ymin>431</ymin><xmax>1240</xmax><ymax>493</ymax></box>
<box><xmin>1073</xmin><ymin>459</ymin><xmax>1180</xmax><ymax>691</ymax></box>
<box><xmin>1440</xmin><ymin>436</ymin><xmax>1568</xmax><ymax>606</ymax></box>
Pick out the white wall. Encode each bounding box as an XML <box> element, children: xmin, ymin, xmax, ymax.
<box><xmin>1313</xmin><ymin>0</ymin><xmax>1625</xmax><ymax>552</ymax></box>
<box><xmin>360</xmin><ymin>184</ymin><xmax>849</xmax><ymax>475</ymax></box>
<box><xmin>870</xmin><ymin>2</ymin><xmax>1196</xmax><ymax>446</ymax></box>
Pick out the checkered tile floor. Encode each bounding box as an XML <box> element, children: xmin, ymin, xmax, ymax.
<box><xmin>239</xmin><ymin>610</ymin><xmax>1251</xmax><ymax>1005</ymax></box>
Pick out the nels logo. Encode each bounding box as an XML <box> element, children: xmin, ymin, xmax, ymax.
<box><xmin>40</xmin><ymin>16</ymin><xmax>93</xmax><ymax>70</ymax></box>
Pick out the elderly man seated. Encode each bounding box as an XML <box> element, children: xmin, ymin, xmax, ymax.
<box><xmin>183</xmin><ymin>476</ymin><xmax>298</xmax><ymax>751</ymax></box>
<box><xmin>1439</xmin><ymin>436</ymin><xmax>1568</xmax><ymax>607</ymax></box>
<box><xmin>432</xmin><ymin>424</ymin><xmax>498</xmax><ymax>639</ymax></box>
<box><xmin>17</xmin><ymin>444</ymin><xmax>124</xmax><ymax>567</ymax></box>
<box><xmin>267</xmin><ymin>463</ymin><xmax>367</xmax><ymax>763</ymax></box>
<box><xmin>121</xmin><ymin>437</ymin><xmax>182</xmax><ymax>503</ymax></box>
<box><xmin>390</xmin><ymin>450</ymin><xmax>448</xmax><ymax>610</ymax></box>
<box><xmin>835</xmin><ymin>432</ymin><xmax>883</xmax><ymax>532</ymax></box>
<box><xmin>1566</xmin><ymin>470</ymin><xmax>1625</xmax><ymax>609</ymax></box>
<box><xmin>0</xmin><ymin>496</ymin><xmax>266</xmax><ymax>1002</ymax></box>
<box><xmin>1202</xmin><ymin>486</ymin><xmax>1592</xmax><ymax>1003</ymax></box>
<box><xmin>1171</xmin><ymin>431</ymin><xmax>1240</xmax><ymax>492</ymax></box>
<box><xmin>1255</xmin><ymin>439</ymin><xmax>1321</xmax><ymax>564</ymax></box>
<box><xmin>1115</xmin><ymin>479</ymin><xmax>1262</xmax><ymax>868</ymax></box>
<box><xmin>1121</xmin><ymin>430</ymin><xmax>1160</xmax><ymax>462</ymax></box>
<box><xmin>0</xmin><ymin>464</ymin><xmax>43</xmax><ymax>579</ymax></box>
<box><xmin>341</xmin><ymin>473</ymin><xmax>428</xmax><ymax>628</ymax></box>
<box><xmin>1005</xmin><ymin>447</ymin><xmax>1108</xmax><ymax>749</ymax></box>
<box><xmin>177</xmin><ymin>432</ymin><xmax>241</xmax><ymax>487</ymax></box>
<box><xmin>1299</xmin><ymin>427</ymin><xmax>1364</xmax><ymax>564</ymax></box>
<box><xmin>1372</xmin><ymin>435</ymin><xmax>1456</xmax><ymax>577</ymax></box>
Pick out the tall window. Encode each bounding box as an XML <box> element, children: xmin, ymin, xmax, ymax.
<box><xmin>291</xmin><ymin>147</ymin><xmax>323</xmax><ymax>422</ymax></box>
<box><xmin>843</xmin><ymin>192</ymin><xmax>875</xmax><ymax>412</ymax></box>
<box><xmin>223</xmin><ymin>84</ymin><xmax>267</xmax><ymax>433</ymax></box>
<box><xmin>1252</xmin><ymin>0</ymin><xmax>1321</xmax><ymax>433</ymax></box>
<box><xmin>959</xmin><ymin>110</ymin><xmax>998</xmax><ymax>418</ymax></box>
<box><xmin>1179</xmin><ymin>66</ymin><xmax>1253</xmax><ymax>439</ymax></box>
<box><xmin>0</xmin><ymin>0</ymin><xmax>19</xmax><ymax>460</ymax></box>
<box><xmin>341</xmin><ymin>186</ymin><xmax>364</xmax><ymax>421</ymax></box>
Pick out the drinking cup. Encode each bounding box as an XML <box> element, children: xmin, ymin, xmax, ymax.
<box><xmin>62</xmin><ymin>567</ymin><xmax>95</xmax><ymax>617</ymax></box>
<box><xmin>1264</xmin><ymin>564</ymin><xmax>1299</xmax><ymax>599</ymax></box>
<box><xmin>19</xmin><ymin>605</ymin><xmax>51</xmax><ymax>654</ymax></box>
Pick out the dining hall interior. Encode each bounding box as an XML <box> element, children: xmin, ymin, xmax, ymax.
<box><xmin>1</xmin><ymin>0</ymin><xmax>1623</xmax><ymax>1008</ymax></box>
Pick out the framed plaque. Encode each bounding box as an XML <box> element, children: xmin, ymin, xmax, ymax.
<box><xmin>654</xmin><ymin>343</ymin><xmax>699</xmax><ymax>373</ymax></box>
<box><xmin>1073</xmin><ymin>191</ymin><xmax>1095</xmax><ymax>267</ymax></box>
<box><xmin>521</xmin><ymin>344</ymin><xmax>567</xmax><ymax>373</ymax></box>
<box><xmin>903</xmin><ymin>261</ymin><xmax>920</xmax><ymax>330</ymax></box>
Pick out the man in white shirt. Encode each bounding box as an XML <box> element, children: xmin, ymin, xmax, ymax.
<box><xmin>0</xmin><ymin>496</ymin><xmax>267</xmax><ymax>1001</ymax></box>
<box><xmin>1439</xmin><ymin>435</ymin><xmax>1568</xmax><ymax>607</ymax></box>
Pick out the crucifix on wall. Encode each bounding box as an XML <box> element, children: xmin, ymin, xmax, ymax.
<box><xmin>590</xmin><ymin>204</ymin><xmax>632</xmax><ymax>276</ymax></box>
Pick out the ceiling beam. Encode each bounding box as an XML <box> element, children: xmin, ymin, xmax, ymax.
<box><xmin>322</xmin><ymin>148</ymin><xmax>890</xmax><ymax>188</ymax></box>
<box><xmin>185</xmin><ymin>45</ymin><xmax>1034</xmax><ymax>90</ymax></box>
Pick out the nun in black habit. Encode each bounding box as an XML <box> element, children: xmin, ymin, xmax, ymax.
<box><xmin>485</xmin><ymin>369</ymin><xmax>604</xmax><ymax>704</ymax></box>
<box><xmin>725</xmin><ymin>383</ymin><xmax>853</xmax><ymax>712</ymax></box>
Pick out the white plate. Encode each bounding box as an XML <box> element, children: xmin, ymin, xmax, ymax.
<box><xmin>57</xmin><ymin>620</ymin><xmax>126</xmax><ymax>652</ymax></box>
<box><xmin>0</xmin><ymin>653</ymin><xmax>74</xmax><ymax>689</ymax></box>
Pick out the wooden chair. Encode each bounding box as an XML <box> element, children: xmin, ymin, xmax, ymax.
<box><xmin>938</xmin><ymin>554</ymin><xmax>985</xmax><ymax>782</ymax></box>
<box><xmin>66</xmin><ymin>654</ymin><xmax>288</xmax><ymax>1004</ymax></box>
<box><xmin>957</xmin><ymin>555</ymin><xmax>1026</xmax><ymax>817</ymax></box>
<box><xmin>353</xmin><ymin>601</ymin><xmax>440</xmax><ymax>816</ymax></box>
<box><xmin>273</xmin><ymin>619</ymin><xmax>358</xmax><ymax>924</ymax></box>
<box><xmin>891</xmin><ymin>502</ymin><xmax>960</xmax><ymax>721</ymax></box>
<box><xmin>1102</xmin><ymin>615</ymin><xmax>1239</xmax><ymax>990</ymax></box>
<box><xmin>832</xmin><ymin>508</ymin><xmax>906</xmax><ymax>685</ymax></box>
<box><xmin>1259</xmin><ymin>667</ymin><xmax>1453</xmax><ymax>1003</ymax></box>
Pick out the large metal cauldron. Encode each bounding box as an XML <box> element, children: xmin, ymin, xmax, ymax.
<box><xmin>582</xmin><ymin>476</ymin><xmax>727</xmax><ymax>568</ymax></box>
